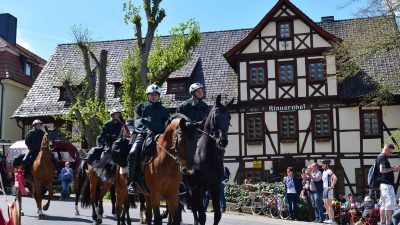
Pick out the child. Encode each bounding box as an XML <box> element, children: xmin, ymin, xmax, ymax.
<box><xmin>360</xmin><ymin>196</ymin><xmax>374</xmax><ymax>218</ymax></box>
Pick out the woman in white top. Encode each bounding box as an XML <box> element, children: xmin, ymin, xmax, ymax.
<box><xmin>321</xmin><ymin>159</ymin><xmax>337</xmax><ymax>224</ymax></box>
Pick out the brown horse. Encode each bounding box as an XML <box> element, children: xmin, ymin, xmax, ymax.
<box><xmin>142</xmin><ymin>114</ymin><xmax>197</xmax><ymax>225</ymax></box>
<box><xmin>79</xmin><ymin>158</ymin><xmax>113</xmax><ymax>225</ymax></box>
<box><xmin>114</xmin><ymin>165</ymin><xmax>133</xmax><ymax>225</ymax></box>
<box><xmin>29</xmin><ymin>126</ymin><xmax>55</xmax><ymax>219</ymax></box>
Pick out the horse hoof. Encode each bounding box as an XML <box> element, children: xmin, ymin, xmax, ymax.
<box><xmin>38</xmin><ymin>214</ymin><xmax>44</xmax><ymax>220</ymax></box>
<box><xmin>75</xmin><ymin>211</ymin><xmax>80</xmax><ymax>216</ymax></box>
<box><xmin>96</xmin><ymin>218</ymin><xmax>102</xmax><ymax>225</ymax></box>
<box><xmin>112</xmin><ymin>213</ymin><xmax>117</xmax><ymax>219</ymax></box>
<box><xmin>43</xmin><ymin>205</ymin><xmax>49</xmax><ymax>211</ymax></box>
<box><xmin>21</xmin><ymin>211</ymin><xmax>24</xmax><ymax>216</ymax></box>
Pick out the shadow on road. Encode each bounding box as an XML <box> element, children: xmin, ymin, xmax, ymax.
<box><xmin>25</xmin><ymin>214</ymin><xmax>92</xmax><ymax>223</ymax></box>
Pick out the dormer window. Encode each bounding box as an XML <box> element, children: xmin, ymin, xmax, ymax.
<box><xmin>167</xmin><ymin>80</ymin><xmax>187</xmax><ymax>94</ymax></box>
<box><xmin>24</xmin><ymin>62</ymin><xmax>32</xmax><ymax>76</ymax></box>
<box><xmin>112</xmin><ymin>82</ymin><xmax>122</xmax><ymax>98</ymax></box>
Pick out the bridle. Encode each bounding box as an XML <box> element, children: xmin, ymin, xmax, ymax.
<box><xmin>156</xmin><ymin>128</ymin><xmax>184</xmax><ymax>170</ymax></box>
<box><xmin>196</xmin><ymin>108</ymin><xmax>218</xmax><ymax>141</ymax></box>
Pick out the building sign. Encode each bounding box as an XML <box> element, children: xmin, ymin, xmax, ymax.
<box><xmin>240</xmin><ymin>102</ymin><xmax>358</xmax><ymax>113</ymax></box>
<box><xmin>253</xmin><ymin>160</ymin><xmax>262</xmax><ymax>169</ymax></box>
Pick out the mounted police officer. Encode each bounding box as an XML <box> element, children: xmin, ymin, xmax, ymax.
<box><xmin>177</xmin><ymin>83</ymin><xmax>208</xmax><ymax>124</ymax></box>
<box><xmin>98</xmin><ymin>108</ymin><xmax>124</xmax><ymax>151</ymax></box>
<box><xmin>22</xmin><ymin>119</ymin><xmax>46</xmax><ymax>173</ymax></box>
<box><xmin>127</xmin><ymin>84</ymin><xmax>170</xmax><ymax>195</ymax></box>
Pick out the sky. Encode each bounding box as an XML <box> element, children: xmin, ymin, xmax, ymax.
<box><xmin>0</xmin><ymin>0</ymin><xmax>368</xmax><ymax>60</ymax></box>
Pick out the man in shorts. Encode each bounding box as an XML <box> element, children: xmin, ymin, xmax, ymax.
<box><xmin>321</xmin><ymin>159</ymin><xmax>337</xmax><ymax>224</ymax></box>
<box><xmin>377</xmin><ymin>144</ymin><xmax>400</xmax><ymax>225</ymax></box>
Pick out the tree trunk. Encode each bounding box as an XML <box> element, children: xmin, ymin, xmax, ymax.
<box><xmin>96</xmin><ymin>50</ymin><xmax>108</xmax><ymax>102</ymax></box>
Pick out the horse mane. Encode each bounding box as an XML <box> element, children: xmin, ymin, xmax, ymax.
<box><xmin>165</xmin><ymin>113</ymin><xmax>192</xmax><ymax>128</ymax></box>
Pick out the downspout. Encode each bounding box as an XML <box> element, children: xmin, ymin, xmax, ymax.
<box><xmin>0</xmin><ymin>77</ymin><xmax>5</xmax><ymax>139</ymax></box>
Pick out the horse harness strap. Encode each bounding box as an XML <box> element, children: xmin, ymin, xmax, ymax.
<box><xmin>155</xmin><ymin>129</ymin><xmax>183</xmax><ymax>169</ymax></box>
<box><xmin>196</xmin><ymin>128</ymin><xmax>217</xmax><ymax>140</ymax></box>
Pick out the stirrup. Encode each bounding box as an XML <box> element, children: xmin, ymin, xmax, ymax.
<box><xmin>128</xmin><ymin>183</ymin><xmax>136</xmax><ymax>195</ymax></box>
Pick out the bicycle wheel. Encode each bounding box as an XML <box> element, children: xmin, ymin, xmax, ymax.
<box><xmin>251</xmin><ymin>196</ymin><xmax>265</xmax><ymax>215</ymax></box>
<box><xmin>269</xmin><ymin>198</ymin><xmax>280</xmax><ymax>219</ymax></box>
<box><xmin>279</xmin><ymin>198</ymin><xmax>290</xmax><ymax>220</ymax></box>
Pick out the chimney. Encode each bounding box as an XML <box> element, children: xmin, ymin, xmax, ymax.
<box><xmin>0</xmin><ymin>13</ymin><xmax>17</xmax><ymax>45</ymax></box>
<box><xmin>321</xmin><ymin>16</ymin><xmax>334</xmax><ymax>23</ymax></box>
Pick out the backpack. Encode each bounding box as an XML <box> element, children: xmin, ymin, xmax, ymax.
<box><xmin>368</xmin><ymin>160</ymin><xmax>380</xmax><ymax>188</ymax></box>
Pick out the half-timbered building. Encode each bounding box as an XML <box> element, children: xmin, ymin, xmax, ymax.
<box><xmin>13</xmin><ymin>0</ymin><xmax>400</xmax><ymax>195</ymax></box>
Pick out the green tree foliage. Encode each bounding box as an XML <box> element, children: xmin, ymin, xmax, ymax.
<box><xmin>121</xmin><ymin>0</ymin><xmax>201</xmax><ymax>118</ymax></box>
<box><xmin>328</xmin><ymin>0</ymin><xmax>399</xmax><ymax>106</ymax></box>
<box><xmin>58</xmin><ymin>25</ymin><xmax>109</xmax><ymax>148</ymax></box>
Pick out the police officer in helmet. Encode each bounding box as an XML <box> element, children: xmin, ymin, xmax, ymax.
<box><xmin>127</xmin><ymin>84</ymin><xmax>170</xmax><ymax>195</ymax></box>
<box><xmin>22</xmin><ymin>119</ymin><xmax>46</xmax><ymax>172</ymax></box>
<box><xmin>98</xmin><ymin>108</ymin><xmax>124</xmax><ymax>151</ymax></box>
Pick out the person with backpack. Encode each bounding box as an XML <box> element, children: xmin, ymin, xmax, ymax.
<box><xmin>377</xmin><ymin>144</ymin><xmax>400</xmax><ymax>225</ymax></box>
<box><xmin>321</xmin><ymin>159</ymin><xmax>337</xmax><ymax>224</ymax></box>
<box><xmin>284</xmin><ymin>166</ymin><xmax>302</xmax><ymax>220</ymax></box>
<box><xmin>306</xmin><ymin>163</ymin><xmax>324</xmax><ymax>223</ymax></box>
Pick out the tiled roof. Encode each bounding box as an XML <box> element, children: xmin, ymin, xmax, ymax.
<box><xmin>13</xmin><ymin>16</ymin><xmax>399</xmax><ymax>118</ymax></box>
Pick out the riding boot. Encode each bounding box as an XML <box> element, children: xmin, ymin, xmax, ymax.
<box><xmin>127</xmin><ymin>153</ymin><xmax>137</xmax><ymax>195</ymax></box>
<box><xmin>21</xmin><ymin>151</ymin><xmax>33</xmax><ymax>173</ymax></box>
<box><xmin>135</xmin><ymin>169</ymin><xmax>149</xmax><ymax>196</ymax></box>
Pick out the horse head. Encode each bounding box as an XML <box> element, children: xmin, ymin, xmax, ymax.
<box><xmin>212</xmin><ymin>95</ymin><xmax>234</xmax><ymax>149</ymax></box>
<box><xmin>163</xmin><ymin>114</ymin><xmax>202</xmax><ymax>174</ymax></box>
<box><xmin>43</xmin><ymin>126</ymin><xmax>56</xmax><ymax>150</ymax></box>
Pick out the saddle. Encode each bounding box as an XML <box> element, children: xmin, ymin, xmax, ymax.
<box><xmin>85</xmin><ymin>146</ymin><xmax>104</xmax><ymax>165</ymax></box>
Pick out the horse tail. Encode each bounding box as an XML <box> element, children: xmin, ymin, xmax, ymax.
<box><xmin>80</xmin><ymin>161</ymin><xmax>91</xmax><ymax>208</ymax></box>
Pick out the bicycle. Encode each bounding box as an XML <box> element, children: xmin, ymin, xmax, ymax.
<box><xmin>250</xmin><ymin>191</ymin><xmax>273</xmax><ymax>215</ymax></box>
<box><xmin>268</xmin><ymin>194</ymin><xmax>289</xmax><ymax>219</ymax></box>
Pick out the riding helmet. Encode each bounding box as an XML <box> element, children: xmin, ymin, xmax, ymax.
<box><xmin>146</xmin><ymin>84</ymin><xmax>161</xmax><ymax>95</ymax></box>
<box><xmin>189</xmin><ymin>83</ymin><xmax>203</xmax><ymax>95</ymax></box>
<box><xmin>32</xmin><ymin>119</ymin><xmax>43</xmax><ymax>126</ymax></box>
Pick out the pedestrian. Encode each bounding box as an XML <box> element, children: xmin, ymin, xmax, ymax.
<box><xmin>306</xmin><ymin>163</ymin><xmax>324</xmax><ymax>223</ymax></box>
<box><xmin>127</xmin><ymin>84</ymin><xmax>170</xmax><ymax>195</ymax></box>
<box><xmin>391</xmin><ymin>198</ymin><xmax>400</xmax><ymax>225</ymax></box>
<box><xmin>377</xmin><ymin>144</ymin><xmax>399</xmax><ymax>225</ymax></box>
<box><xmin>321</xmin><ymin>159</ymin><xmax>337</xmax><ymax>224</ymax></box>
<box><xmin>283</xmin><ymin>166</ymin><xmax>301</xmax><ymax>220</ymax></box>
<box><xmin>60</xmin><ymin>161</ymin><xmax>74</xmax><ymax>200</ymax></box>
<box><xmin>220</xmin><ymin>166</ymin><xmax>230</xmax><ymax>212</ymax></box>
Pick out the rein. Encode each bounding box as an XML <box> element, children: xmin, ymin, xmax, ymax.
<box><xmin>196</xmin><ymin>128</ymin><xmax>217</xmax><ymax>140</ymax></box>
<box><xmin>155</xmin><ymin>129</ymin><xmax>183</xmax><ymax>169</ymax></box>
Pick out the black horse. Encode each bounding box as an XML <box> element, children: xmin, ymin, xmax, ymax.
<box><xmin>187</xmin><ymin>95</ymin><xmax>233</xmax><ymax>225</ymax></box>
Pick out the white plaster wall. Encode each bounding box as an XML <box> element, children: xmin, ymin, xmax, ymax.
<box><xmin>240</xmin><ymin>62</ymin><xmax>247</xmax><ymax>80</ymax></box>
<box><xmin>247</xmin><ymin>144</ymin><xmax>263</xmax><ymax>155</ymax></box>
<box><xmin>250</xmin><ymin>88</ymin><xmax>266</xmax><ymax>100</ymax></box>
<box><xmin>265</xmin><ymin>112</ymin><xmax>277</xmax><ymax>132</ymax></box>
<box><xmin>274</xmin><ymin>9</ymin><xmax>283</xmax><ymax>17</ymax></box>
<box><xmin>242</xmin><ymin>39</ymin><xmax>259</xmax><ymax>54</ymax></box>
<box><xmin>265</xmin><ymin>161</ymin><xmax>273</xmax><ymax>171</ymax></box>
<box><xmin>249</xmin><ymin>60</ymin><xmax>265</xmax><ymax>64</ymax></box>
<box><xmin>268</xmin><ymin>81</ymin><xmax>276</xmax><ymax>99</ymax></box>
<box><xmin>261</xmin><ymin>22</ymin><xmax>276</xmax><ymax>36</ymax></box>
<box><xmin>286</xmin><ymin>8</ymin><xmax>295</xmax><ymax>16</ymax></box>
<box><xmin>341</xmin><ymin>159</ymin><xmax>359</xmax><ymax>186</ymax></box>
<box><xmin>326</xmin><ymin>55</ymin><xmax>336</xmax><ymax>75</ymax></box>
<box><xmin>327</xmin><ymin>76</ymin><xmax>337</xmax><ymax>96</ymax></box>
<box><xmin>308</xmin><ymin>85</ymin><xmax>324</xmax><ymax>97</ymax></box>
<box><xmin>277</xmin><ymin>58</ymin><xmax>295</xmax><ymax>62</ymax></box>
<box><xmin>298</xmin><ymin>110</ymin><xmax>311</xmax><ymax>130</ymax></box>
<box><xmin>294</xmin><ymin>35</ymin><xmax>311</xmax><ymax>49</ymax></box>
<box><xmin>262</xmin><ymin>39</ymin><xmax>277</xmax><ymax>52</ymax></box>
<box><xmin>313</xmin><ymin>34</ymin><xmax>331</xmax><ymax>48</ymax></box>
<box><xmin>280</xmin><ymin>142</ymin><xmax>297</xmax><ymax>154</ymax></box>
<box><xmin>299</xmin><ymin>133</ymin><xmax>312</xmax><ymax>153</ymax></box>
<box><xmin>224</xmin><ymin>162</ymin><xmax>239</xmax><ymax>184</ymax></box>
<box><xmin>315</xmin><ymin>141</ymin><xmax>332</xmax><ymax>152</ymax></box>
<box><xmin>226</xmin><ymin>134</ymin><xmax>240</xmax><ymax>157</ymax></box>
<box><xmin>230</xmin><ymin>113</ymin><xmax>239</xmax><ymax>133</ymax></box>
<box><xmin>383</xmin><ymin>105</ymin><xmax>400</xmax><ymax>128</ymax></box>
<box><xmin>297</xmin><ymin>57</ymin><xmax>306</xmax><ymax>76</ymax></box>
<box><xmin>278</xmin><ymin>87</ymin><xmax>295</xmax><ymax>98</ymax></box>
<box><xmin>240</xmin><ymin>83</ymin><xmax>247</xmax><ymax>101</ymax></box>
<box><xmin>298</xmin><ymin>79</ymin><xmax>307</xmax><ymax>97</ymax></box>
<box><xmin>339</xmin><ymin>107</ymin><xmax>359</xmax><ymax>130</ymax></box>
<box><xmin>278</xmin><ymin>41</ymin><xmax>293</xmax><ymax>51</ymax></box>
<box><xmin>266</xmin><ymin>134</ymin><xmax>278</xmax><ymax>154</ymax></box>
<box><xmin>267</xmin><ymin>60</ymin><xmax>275</xmax><ymax>79</ymax></box>
<box><xmin>340</xmin><ymin>132</ymin><xmax>360</xmax><ymax>153</ymax></box>
<box><xmin>363</xmin><ymin>139</ymin><xmax>382</xmax><ymax>153</ymax></box>
<box><xmin>294</xmin><ymin>19</ymin><xmax>309</xmax><ymax>34</ymax></box>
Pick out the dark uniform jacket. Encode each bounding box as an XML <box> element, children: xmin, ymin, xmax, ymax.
<box><xmin>99</xmin><ymin>119</ymin><xmax>124</xmax><ymax>147</ymax></box>
<box><xmin>134</xmin><ymin>100</ymin><xmax>170</xmax><ymax>135</ymax></box>
<box><xmin>25</xmin><ymin>128</ymin><xmax>45</xmax><ymax>153</ymax></box>
<box><xmin>176</xmin><ymin>97</ymin><xmax>208</xmax><ymax>123</ymax></box>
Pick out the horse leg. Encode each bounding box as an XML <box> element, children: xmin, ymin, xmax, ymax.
<box><xmin>124</xmin><ymin>201</ymin><xmax>131</xmax><ymax>225</ymax></box>
<box><xmin>145</xmin><ymin>196</ymin><xmax>153</xmax><ymax>225</ymax></box>
<box><xmin>91</xmin><ymin>203</ymin><xmax>98</xmax><ymax>225</ymax></box>
<box><xmin>166</xmin><ymin>192</ymin><xmax>180</xmax><ymax>225</ymax></box>
<box><xmin>33</xmin><ymin>183</ymin><xmax>44</xmax><ymax>219</ymax></box>
<box><xmin>97</xmin><ymin>181</ymin><xmax>111</xmax><ymax>225</ymax></box>
<box><xmin>43</xmin><ymin>181</ymin><xmax>53</xmax><ymax>211</ymax></box>
<box><xmin>139</xmin><ymin>194</ymin><xmax>146</xmax><ymax>224</ymax></box>
<box><xmin>75</xmin><ymin>169</ymin><xmax>82</xmax><ymax>215</ymax></box>
<box><xmin>209</xmin><ymin>188</ymin><xmax>222</xmax><ymax>225</ymax></box>
<box><xmin>190</xmin><ymin>188</ymin><xmax>206</xmax><ymax>225</ymax></box>
<box><xmin>110</xmin><ymin>184</ymin><xmax>117</xmax><ymax>219</ymax></box>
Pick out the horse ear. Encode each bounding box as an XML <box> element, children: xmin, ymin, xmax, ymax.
<box><xmin>216</xmin><ymin>94</ymin><xmax>222</xmax><ymax>106</ymax></box>
<box><xmin>227</xmin><ymin>98</ymin><xmax>235</xmax><ymax>107</ymax></box>
<box><xmin>179</xmin><ymin>118</ymin><xmax>187</xmax><ymax>129</ymax></box>
<box><xmin>45</xmin><ymin>125</ymin><xmax>49</xmax><ymax>133</ymax></box>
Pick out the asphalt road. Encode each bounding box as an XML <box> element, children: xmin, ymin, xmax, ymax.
<box><xmin>0</xmin><ymin>194</ymin><xmax>321</xmax><ymax>225</ymax></box>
